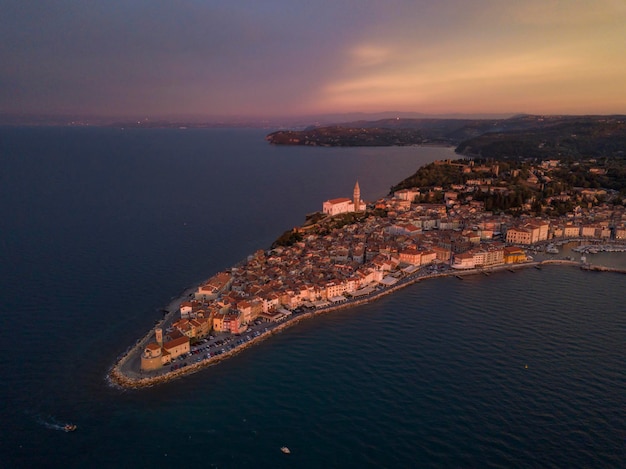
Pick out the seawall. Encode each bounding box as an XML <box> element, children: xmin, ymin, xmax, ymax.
<box><xmin>109</xmin><ymin>259</ymin><xmax>598</xmax><ymax>389</ymax></box>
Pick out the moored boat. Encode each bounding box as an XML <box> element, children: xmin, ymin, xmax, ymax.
<box><xmin>546</xmin><ymin>244</ymin><xmax>559</xmax><ymax>254</ymax></box>
<box><xmin>281</xmin><ymin>446</ymin><xmax>291</xmax><ymax>454</ymax></box>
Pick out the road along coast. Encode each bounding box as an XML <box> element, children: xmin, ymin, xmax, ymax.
<box><xmin>108</xmin><ymin>258</ymin><xmax>608</xmax><ymax>389</ymax></box>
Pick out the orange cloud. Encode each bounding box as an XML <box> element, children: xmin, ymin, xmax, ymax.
<box><xmin>309</xmin><ymin>0</ymin><xmax>626</xmax><ymax>115</ymax></box>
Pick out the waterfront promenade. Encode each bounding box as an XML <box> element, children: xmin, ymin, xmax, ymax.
<box><xmin>108</xmin><ymin>257</ymin><xmax>615</xmax><ymax>389</ymax></box>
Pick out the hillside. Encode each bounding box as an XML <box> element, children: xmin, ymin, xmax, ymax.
<box><xmin>266</xmin><ymin>115</ymin><xmax>626</xmax><ymax>159</ymax></box>
<box><xmin>455</xmin><ymin>117</ymin><xmax>626</xmax><ymax>159</ymax></box>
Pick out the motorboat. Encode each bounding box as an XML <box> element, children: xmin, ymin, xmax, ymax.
<box><xmin>546</xmin><ymin>244</ymin><xmax>559</xmax><ymax>254</ymax></box>
<box><xmin>64</xmin><ymin>424</ymin><xmax>77</xmax><ymax>432</ymax></box>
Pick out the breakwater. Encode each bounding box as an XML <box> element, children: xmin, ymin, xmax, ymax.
<box><xmin>581</xmin><ymin>264</ymin><xmax>626</xmax><ymax>274</ymax></box>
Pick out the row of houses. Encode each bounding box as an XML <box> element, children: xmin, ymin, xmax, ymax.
<box><xmin>505</xmin><ymin>220</ymin><xmax>626</xmax><ymax>244</ymax></box>
<box><xmin>452</xmin><ymin>244</ymin><xmax>526</xmax><ymax>269</ymax></box>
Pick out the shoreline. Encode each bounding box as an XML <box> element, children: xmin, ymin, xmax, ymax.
<box><xmin>107</xmin><ymin>258</ymin><xmax>614</xmax><ymax>389</ymax></box>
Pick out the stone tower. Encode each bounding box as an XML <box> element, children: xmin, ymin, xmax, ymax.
<box><xmin>353</xmin><ymin>180</ymin><xmax>361</xmax><ymax>212</ymax></box>
<box><xmin>155</xmin><ymin>327</ymin><xmax>163</xmax><ymax>346</ymax></box>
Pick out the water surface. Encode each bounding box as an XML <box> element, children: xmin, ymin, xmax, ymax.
<box><xmin>0</xmin><ymin>128</ymin><xmax>624</xmax><ymax>468</ymax></box>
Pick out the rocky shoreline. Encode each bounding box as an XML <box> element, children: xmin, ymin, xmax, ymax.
<box><xmin>107</xmin><ymin>258</ymin><xmax>595</xmax><ymax>389</ymax></box>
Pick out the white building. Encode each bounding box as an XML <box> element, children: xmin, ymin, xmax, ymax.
<box><xmin>323</xmin><ymin>197</ymin><xmax>354</xmax><ymax>215</ymax></box>
<box><xmin>322</xmin><ymin>181</ymin><xmax>364</xmax><ymax>216</ymax></box>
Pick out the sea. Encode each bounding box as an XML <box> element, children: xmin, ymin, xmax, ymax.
<box><xmin>0</xmin><ymin>127</ymin><xmax>625</xmax><ymax>468</ymax></box>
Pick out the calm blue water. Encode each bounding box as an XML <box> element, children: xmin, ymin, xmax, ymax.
<box><xmin>1</xmin><ymin>128</ymin><xmax>625</xmax><ymax>468</ymax></box>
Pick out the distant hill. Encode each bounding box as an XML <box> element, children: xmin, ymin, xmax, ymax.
<box><xmin>266</xmin><ymin>115</ymin><xmax>626</xmax><ymax>160</ymax></box>
<box><xmin>266</xmin><ymin>118</ymin><xmax>491</xmax><ymax>146</ymax></box>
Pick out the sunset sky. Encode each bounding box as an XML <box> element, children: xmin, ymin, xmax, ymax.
<box><xmin>2</xmin><ymin>0</ymin><xmax>626</xmax><ymax>119</ymax></box>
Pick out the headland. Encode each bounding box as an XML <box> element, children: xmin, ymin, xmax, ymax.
<box><xmin>109</xmin><ymin>155</ymin><xmax>626</xmax><ymax>389</ymax></box>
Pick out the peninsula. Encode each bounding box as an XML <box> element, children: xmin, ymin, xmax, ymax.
<box><xmin>109</xmin><ymin>151</ymin><xmax>626</xmax><ymax>389</ymax></box>
<box><xmin>266</xmin><ymin>115</ymin><xmax>626</xmax><ymax>157</ymax></box>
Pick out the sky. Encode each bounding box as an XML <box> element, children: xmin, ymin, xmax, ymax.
<box><xmin>1</xmin><ymin>0</ymin><xmax>626</xmax><ymax>120</ymax></box>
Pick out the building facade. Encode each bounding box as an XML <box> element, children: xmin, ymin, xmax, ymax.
<box><xmin>322</xmin><ymin>181</ymin><xmax>364</xmax><ymax>215</ymax></box>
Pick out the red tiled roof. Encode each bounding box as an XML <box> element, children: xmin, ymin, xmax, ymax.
<box><xmin>325</xmin><ymin>198</ymin><xmax>351</xmax><ymax>205</ymax></box>
<box><xmin>163</xmin><ymin>336</ymin><xmax>189</xmax><ymax>350</ymax></box>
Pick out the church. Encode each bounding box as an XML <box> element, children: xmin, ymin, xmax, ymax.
<box><xmin>322</xmin><ymin>181</ymin><xmax>364</xmax><ymax>216</ymax></box>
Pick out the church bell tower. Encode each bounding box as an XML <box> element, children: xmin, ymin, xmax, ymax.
<box><xmin>353</xmin><ymin>180</ymin><xmax>361</xmax><ymax>212</ymax></box>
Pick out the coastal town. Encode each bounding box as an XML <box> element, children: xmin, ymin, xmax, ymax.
<box><xmin>110</xmin><ymin>157</ymin><xmax>626</xmax><ymax>387</ymax></box>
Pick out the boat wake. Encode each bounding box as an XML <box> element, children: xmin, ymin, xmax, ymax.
<box><xmin>35</xmin><ymin>414</ymin><xmax>75</xmax><ymax>432</ymax></box>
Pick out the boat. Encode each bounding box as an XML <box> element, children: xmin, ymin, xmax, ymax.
<box><xmin>280</xmin><ymin>446</ymin><xmax>291</xmax><ymax>454</ymax></box>
<box><xmin>64</xmin><ymin>424</ymin><xmax>77</xmax><ymax>432</ymax></box>
<box><xmin>546</xmin><ymin>244</ymin><xmax>559</xmax><ymax>254</ymax></box>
